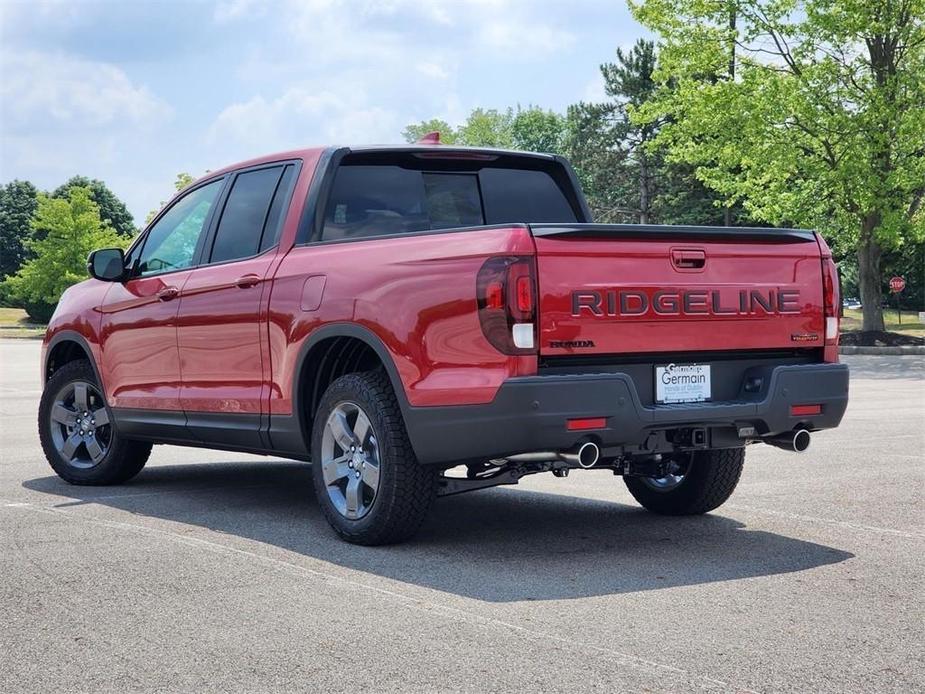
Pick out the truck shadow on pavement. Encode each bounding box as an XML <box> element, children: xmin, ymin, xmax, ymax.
<box><xmin>23</xmin><ymin>460</ymin><xmax>853</xmax><ymax>603</ymax></box>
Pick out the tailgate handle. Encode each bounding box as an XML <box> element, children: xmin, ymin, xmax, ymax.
<box><xmin>671</xmin><ymin>249</ymin><xmax>706</xmax><ymax>269</ymax></box>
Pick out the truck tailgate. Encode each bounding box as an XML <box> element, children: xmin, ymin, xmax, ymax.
<box><xmin>531</xmin><ymin>224</ymin><xmax>825</xmax><ymax>356</ymax></box>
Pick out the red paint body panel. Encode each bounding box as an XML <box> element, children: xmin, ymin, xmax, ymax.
<box><xmin>267</xmin><ymin>226</ymin><xmax>537</xmax><ymax>413</ymax></box>
<box><xmin>176</xmin><ymin>253</ymin><xmax>276</xmax><ymax>413</ymax></box>
<box><xmin>98</xmin><ymin>271</ymin><xmax>193</xmax><ymax>410</ymax></box>
<box><xmin>534</xmin><ymin>236</ymin><xmax>825</xmax><ymax>356</ymax></box>
<box><xmin>43</xmin><ymin>279</ymin><xmax>110</xmax><ymax>383</ymax></box>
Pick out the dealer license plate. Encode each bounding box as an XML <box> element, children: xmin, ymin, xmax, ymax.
<box><xmin>655</xmin><ymin>363</ymin><xmax>711</xmax><ymax>404</ymax></box>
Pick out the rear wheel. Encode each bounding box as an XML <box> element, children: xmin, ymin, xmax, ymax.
<box><xmin>39</xmin><ymin>360</ymin><xmax>151</xmax><ymax>485</ymax></box>
<box><xmin>624</xmin><ymin>448</ymin><xmax>744</xmax><ymax>515</ymax></box>
<box><xmin>311</xmin><ymin>370</ymin><xmax>437</xmax><ymax>545</ymax></box>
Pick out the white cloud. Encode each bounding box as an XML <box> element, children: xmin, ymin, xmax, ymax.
<box><xmin>213</xmin><ymin>0</ymin><xmax>267</xmax><ymax>23</ymax></box>
<box><xmin>0</xmin><ymin>49</ymin><xmax>175</xmax><ymax>225</ymax></box>
<box><xmin>416</xmin><ymin>61</ymin><xmax>450</xmax><ymax>80</ymax></box>
<box><xmin>207</xmin><ymin>86</ymin><xmax>402</xmax><ymax>156</ymax></box>
<box><xmin>0</xmin><ymin>50</ymin><xmax>172</xmax><ymax>129</ymax></box>
<box><xmin>206</xmin><ymin>0</ymin><xmax>575</xmax><ymax>155</ymax></box>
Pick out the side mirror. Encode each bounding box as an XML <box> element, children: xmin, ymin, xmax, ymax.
<box><xmin>87</xmin><ymin>248</ymin><xmax>126</xmax><ymax>282</ymax></box>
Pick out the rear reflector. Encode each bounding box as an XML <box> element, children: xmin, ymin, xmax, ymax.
<box><xmin>512</xmin><ymin>323</ymin><xmax>534</xmax><ymax>349</ymax></box>
<box><xmin>566</xmin><ymin>417</ymin><xmax>607</xmax><ymax>431</ymax></box>
<box><xmin>790</xmin><ymin>404</ymin><xmax>822</xmax><ymax>416</ymax></box>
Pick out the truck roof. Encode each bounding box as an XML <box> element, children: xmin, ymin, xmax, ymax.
<box><xmin>200</xmin><ymin>144</ymin><xmax>560</xmax><ymax>182</ymax></box>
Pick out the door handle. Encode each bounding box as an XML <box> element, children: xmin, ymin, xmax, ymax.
<box><xmin>234</xmin><ymin>274</ymin><xmax>262</xmax><ymax>289</ymax></box>
<box><xmin>671</xmin><ymin>249</ymin><xmax>706</xmax><ymax>270</ymax></box>
<box><xmin>156</xmin><ymin>286</ymin><xmax>179</xmax><ymax>301</ymax></box>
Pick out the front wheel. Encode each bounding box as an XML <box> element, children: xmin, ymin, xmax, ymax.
<box><xmin>623</xmin><ymin>448</ymin><xmax>744</xmax><ymax>515</ymax></box>
<box><xmin>38</xmin><ymin>359</ymin><xmax>152</xmax><ymax>485</ymax></box>
<box><xmin>311</xmin><ymin>370</ymin><xmax>437</xmax><ymax>545</ymax></box>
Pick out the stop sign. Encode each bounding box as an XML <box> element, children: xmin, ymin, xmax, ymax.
<box><xmin>889</xmin><ymin>276</ymin><xmax>906</xmax><ymax>293</ymax></box>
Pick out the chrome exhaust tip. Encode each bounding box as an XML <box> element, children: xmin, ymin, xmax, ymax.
<box><xmin>560</xmin><ymin>441</ymin><xmax>600</xmax><ymax>468</ymax></box>
<box><xmin>791</xmin><ymin>429</ymin><xmax>811</xmax><ymax>452</ymax></box>
<box><xmin>765</xmin><ymin>428</ymin><xmax>811</xmax><ymax>453</ymax></box>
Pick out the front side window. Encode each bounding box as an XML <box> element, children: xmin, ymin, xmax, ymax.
<box><xmin>137</xmin><ymin>179</ymin><xmax>223</xmax><ymax>276</ymax></box>
<box><xmin>209</xmin><ymin>166</ymin><xmax>284</xmax><ymax>264</ymax></box>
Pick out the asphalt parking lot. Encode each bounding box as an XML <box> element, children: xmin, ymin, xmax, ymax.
<box><xmin>1</xmin><ymin>338</ymin><xmax>922</xmax><ymax>693</ymax></box>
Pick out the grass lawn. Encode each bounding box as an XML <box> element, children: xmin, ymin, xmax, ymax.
<box><xmin>0</xmin><ymin>307</ymin><xmax>46</xmax><ymax>339</ymax></box>
<box><xmin>841</xmin><ymin>307</ymin><xmax>925</xmax><ymax>337</ymax></box>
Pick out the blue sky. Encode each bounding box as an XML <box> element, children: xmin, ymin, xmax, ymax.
<box><xmin>0</xmin><ymin>0</ymin><xmax>647</xmax><ymax>224</ymax></box>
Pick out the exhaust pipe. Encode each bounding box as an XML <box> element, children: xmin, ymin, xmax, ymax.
<box><xmin>504</xmin><ymin>441</ymin><xmax>602</xmax><ymax>468</ymax></box>
<box><xmin>560</xmin><ymin>441</ymin><xmax>601</xmax><ymax>468</ymax></box>
<box><xmin>764</xmin><ymin>429</ymin><xmax>811</xmax><ymax>453</ymax></box>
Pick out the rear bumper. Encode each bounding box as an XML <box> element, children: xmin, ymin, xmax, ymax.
<box><xmin>404</xmin><ymin>362</ymin><xmax>849</xmax><ymax>465</ymax></box>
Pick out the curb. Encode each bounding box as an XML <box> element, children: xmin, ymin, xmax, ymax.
<box><xmin>839</xmin><ymin>346</ymin><xmax>925</xmax><ymax>355</ymax></box>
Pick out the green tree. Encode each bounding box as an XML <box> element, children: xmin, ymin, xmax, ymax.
<box><xmin>402</xmin><ymin>118</ymin><xmax>459</xmax><ymax>144</ymax></box>
<box><xmin>457</xmin><ymin>108</ymin><xmax>514</xmax><ymax>147</ymax></box>
<box><xmin>564</xmin><ymin>100</ymin><xmax>634</xmax><ymax>221</ymax></box>
<box><xmin>511</xmin><ymin>107</ymin><xmax>567</xmax><ymax>153</ymax></box>
<box><xmin>405</xmin><ymin>107</ymin><xmax>567</xmax><ymax>152</ymax></box>
<box><xmin>566</xmin><ymin>40</ymin><xmax>661</xmax><ymax>222</ymax></box>
<box><xmin>173</xmin><ymin>172</ymin><xmax>195</xmax><ymax>191</ymax></box>
<box><xmin>631</xmin><ymin>0</ymin><xmax>925</xmax><ymax>330</ymax></box>
<box><xmin>1</xmin><ymin>187</ymin><xmax>125</xmax><ymax>322</ymax></box>
<box><xmin>145</xmin><ymin>172</ymin><xmax>197</xmax><ymax>225</ymax></box>
<box><xmin>566</xmin><ymin>39</ymin><xmax>745</xmax><ymax>225</ymax></box>
<box><xmin>52</xmin><ymin>176</ymin><xmax>136</xmax><ymax>237</ymax></box>
<box><xmin>0</xmin><ymin>180</ymin><xmax>38</xmax><ymax>279</ymax></box>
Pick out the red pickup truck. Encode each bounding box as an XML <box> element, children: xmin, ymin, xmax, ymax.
<box><xmin>39</xmin><ymin>144</ymin><xmax>849</xmax><ymax>544</ymax></box>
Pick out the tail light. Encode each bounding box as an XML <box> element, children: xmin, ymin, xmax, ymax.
<box><xmin>822</xmin><ymin>255</ymin><xmax>840</xmax><ymax>362</ymax></box>
<box><xmin>477</xmin><ymin>256</ymin><xmax>537</xmax><ymax>355</ymax></box>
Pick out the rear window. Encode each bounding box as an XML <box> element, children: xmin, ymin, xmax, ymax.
<box><xmin>479</xmin><ymin>168</ymin><xmax>576</xmax><ymax>224</ymax></box>
<box><xmin>321</xmin><ymin>162</ymin><xmax>577</xmax><ymax>241</ymax></box>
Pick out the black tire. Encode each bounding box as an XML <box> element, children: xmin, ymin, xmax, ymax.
<box><xmin>624</xmin><ymin>448</ymin><xmax>744</xmax><ymax>515</ymax></box>
<box><xmin>39</xmin><ymin>359</ymin><xmax>152</xmax><ymax>485</ymax></box>
<box><xmin>311</xmin><ymin>370</ymin><xmax>437</xmax><ymax>545</ymax></box>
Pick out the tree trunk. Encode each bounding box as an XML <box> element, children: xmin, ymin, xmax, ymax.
<box><xmin>638</xmin><ymin>153</ymin><xmax>650</xmax><ymax>224</ymax></box>
<box><xmin>857</xmin><ymin>214</ymin><xmax>885</xmax><ymax>332</ymax></box>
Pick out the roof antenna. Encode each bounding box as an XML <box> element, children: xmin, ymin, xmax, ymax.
<box><xmin>416</xmin><ymin>131</ymin><xmax>441</xmax><ymax>145</ymax></box>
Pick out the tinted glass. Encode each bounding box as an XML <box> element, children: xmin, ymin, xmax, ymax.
<box><xmin>259</xmin><ymin>164</ymin><xmax>296</xmax><ymax>253</ymax></box>
<box><xmin>210</xmin><ymin>167</ymin><xmax>283</xmax><ymax>263</ymax></box>
<box><xmin>320</xmin><ymin>163</ymin><xmax>576</xmax><ymax>241</ymax></box>
<box><xmin>423</xmin><ymin>173</ymin><xmax>482</xmax><ymax>229</ymax></box>
<box><xmin>479</xmin><ymin>168</ymin><xmax>576</xmax><ymax>224</ymax></box>
<box><xmin>323</xmin><ymin>166</ymin><xmax>429</xmax><ymax>240</ymax></box>
<box><xmin>138</xmin><ymin>179</ymin><xmax>223</xmax><ymax>276</ymax></box>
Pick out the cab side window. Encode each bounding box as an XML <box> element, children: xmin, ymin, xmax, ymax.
<box><xmin>208</xmin><ymin>166</ymin><xmax>284</xmax><ymax>264</ymax></box>
<box><xmin>137</xmin><ymin>179</ymin><xmax>223</xmax><ymax>276</ymax></box>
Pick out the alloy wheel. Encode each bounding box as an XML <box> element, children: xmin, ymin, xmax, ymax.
<box><xmin>320</xmin><ymin>401</ymin><xmax>381</xmax><ymax>520</ymax></box>
<box><xmin>49</xmin><ymin>381</ymin><xmax>112</xmax><ymax>469</ymax></box>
